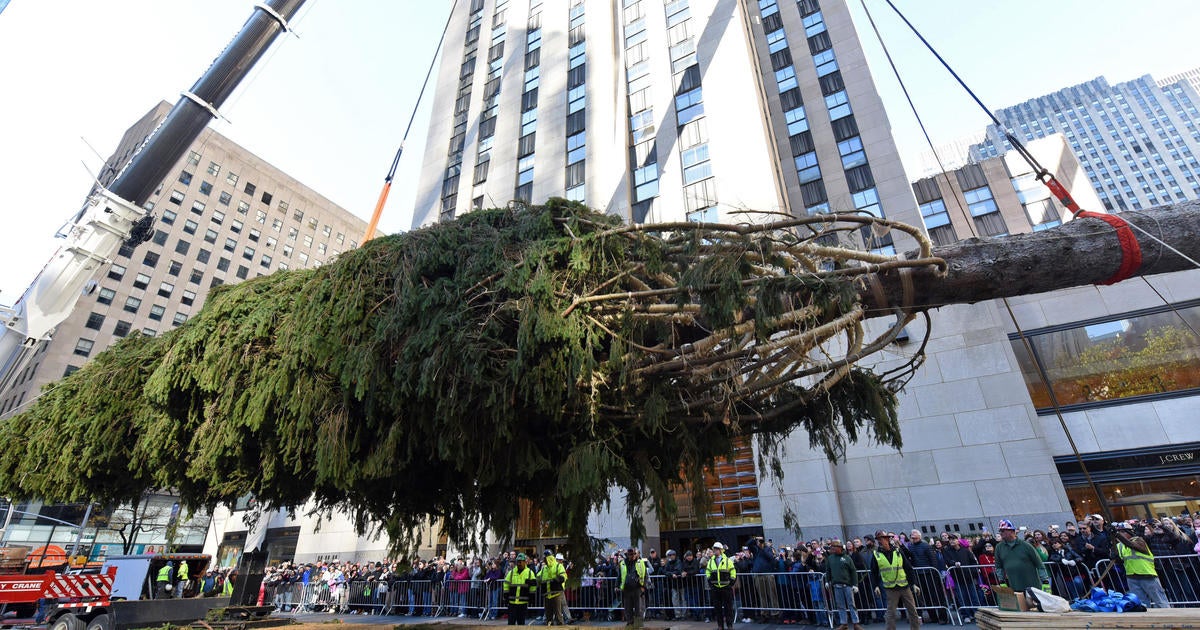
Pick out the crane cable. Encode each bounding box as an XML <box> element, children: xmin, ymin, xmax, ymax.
<box><xmin>362</xmin><ymin>0</ymin><xmax>461</xmax><ymax>242</ymax></box>
<box><xmin>865</xmin><ymin>1</ymin><xmax>1200</xmax><ymax>569</ymax></box>
<box><xmin>879</xmin><ymin>0</ymin><xmax>1200</xmax><ymax>277</ymax></box>
<box><xmin>856</xmin><ymin>0</ymin><xmax>1125</xmax><ymax>537</ymax></box>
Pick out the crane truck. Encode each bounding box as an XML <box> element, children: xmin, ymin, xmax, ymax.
<box><xmin>0</xmin><ymin>0</ymin><xmax>303</xmax><ymax>627</ymax></box>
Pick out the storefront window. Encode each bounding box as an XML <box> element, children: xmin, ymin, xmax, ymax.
<box><xmin>1065</xmin><ymin>476</ymin><xmax>1200</xmax><ymax>522</ymax></box>
<box><xmin>1011</xmin><ymin>301</ymin><xmax>1200</xmax><ymax>412</ymax></box>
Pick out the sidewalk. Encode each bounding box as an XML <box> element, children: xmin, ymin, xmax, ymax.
<box><xmin>280</xmin><ymin>610</ymin><xmax>980</xmax><ymax>629</ymax></box>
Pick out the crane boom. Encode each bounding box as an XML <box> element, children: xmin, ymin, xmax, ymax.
<box><xmin>0</xmin><ymin>0</ymin><xmax>306</xmax><ymax>404</ymax></box>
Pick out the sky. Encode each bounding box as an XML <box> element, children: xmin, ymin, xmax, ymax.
<box><xmin>1</xmin><ymin>0</ymin><xmax>1198</xmax><ymax>300</ymax></box>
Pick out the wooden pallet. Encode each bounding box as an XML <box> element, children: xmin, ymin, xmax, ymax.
<box><xmin>976</xmin><ymin>607</ymin><xmax>1200</xmax><ymax>629</ymax></box>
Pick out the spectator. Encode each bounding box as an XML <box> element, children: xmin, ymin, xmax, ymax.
<box><xmin>994</xmin><ymin>519</ymin><xmax>1046</xmax><ymax>593</ymax></box>
<box><xmin>1073</xmin><ymin>518</ymin><xmax>1110</xmax><ymax>567</ymax></box>
<box><xmin>943</xmin><ymin>534</ymin><xmax>982</xmax><ymax>623</ymax></box>
<box><xmin>663</xmin><ymin>550</ymin><xmax>684</xmax><ymax>621</ymax></box>
<box><xmin>907</xmin><ymin>529</ymin><xmax>948</xmax><ymax>625</ymax></box>
<box><xmin>748</xmin><ymin>537</ymin><xmax>780</xmax><ymax>620</ymax></box>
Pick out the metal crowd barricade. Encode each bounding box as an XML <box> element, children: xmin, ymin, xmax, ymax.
<box><xmin>1154</xmin><ymin>553</ymin><xmax>1200</xmax><ymax>607</ymax></box>
<box><xmin>343</xmin><ymin>580</ymin><xmax>388</xmax><ymax>614</ymax></box>
<box><xmin>1092</xmin><ymin>558</ymin><xmax>1128</xmax><ymax>594</ymax></box>
<box><xmin>852</xmin><ymin>567</ymin><xmax>958</xmax><ymax>627</ymax></box>
<box><xmin>947</xmin><ymin>563</ymin><xmax>997</xmax><ymax>622</ymax></box>
<box><xmin>643</xmin><ymin>573</ymin><xmax>708</xmax><ymax>621</ymax></box>
<box><xmin>733</xmin><ymin>571</ymin><xmax>832</xmax><ymax>626</ymax></box>
<box><xmin>1045</xmin><ymin>561</ymin><xmax>1092</xmax><ymax>601</ymax></box>
<box><xmin>909</xmin><ymin>566</ymin><xmax>958</xmax><ymax>625</ymax></box>
<box><xmin>267</xmin><ymin>581</ymin><xmax>306</xmax><ymax>612</ymax></box>
<box><xmin>1095</xmin><ymin>554</ymin><xmax>1200</xmax><ymax>608</ymax></box>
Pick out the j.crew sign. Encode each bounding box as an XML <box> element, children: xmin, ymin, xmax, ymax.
<box><xmin>1159</xmin><ymin>452</ymin><xmax>1197</xmax><ymax>465</ymax></box>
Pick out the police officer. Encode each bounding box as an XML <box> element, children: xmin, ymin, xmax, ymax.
<box><xmin>504</xmin><ymin>553</ymin><xmax>537</xmax><ymax>626</ymax></box>
<box><xmin>705</xmin><ymin>542</ymin><xmax>737</xmax><ymax>630</ymax></box>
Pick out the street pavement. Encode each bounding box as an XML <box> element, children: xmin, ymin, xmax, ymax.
<box><xmin>280</xmin><ymin>610</ymin><xmax>981</xmax><ymax>629</ymax></box>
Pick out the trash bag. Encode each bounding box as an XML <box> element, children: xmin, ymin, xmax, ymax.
<box><xmin>1026</xmin><ymin>587</ymin><xmax>1071</xmax><ymax>613</ymax></box>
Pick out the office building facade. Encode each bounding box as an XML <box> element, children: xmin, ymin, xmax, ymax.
<box><xmin>0</xmin><ymin>101</ymin><xmax>367</xmax><ymax>556</ymax></box>
<box><xmin>971</xmin><ymin>72</ymin><xmax>1200</xmax><ymax>214</ymax></box>
<box><xmin>412</xmin><ymin>0</ymin><xmax>922</xmax><ymax>252</ymax></box>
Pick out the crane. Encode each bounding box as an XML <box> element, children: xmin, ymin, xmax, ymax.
<box><xmin>0</xmin><ymin>0</ymin><xmax>306</xmax><ymax>404</ymax></box>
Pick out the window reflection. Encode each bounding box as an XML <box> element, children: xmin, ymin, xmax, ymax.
<box><xmin>1012</xmin><ymin>302</ymin><xmax>1200</xmax><ymax>411</ymax></box>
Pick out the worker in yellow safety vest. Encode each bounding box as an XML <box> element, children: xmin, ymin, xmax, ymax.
<box><xmin>618</xmin><ymin>548</ymin><xmax>650</xmax><ymax>629</ymax></box>
<box><xmin>871</xmin><ymin>531</ymin><xmax>919</xmax><ymax>630</ymax></box>
<box><xmin>504</xmin><ymin>553</ymin><xmax>536</xmax><ymax>626</ymax></box>
<box><xmin>1114</xmin><ymin>522</ymin><xmax>1172</xmax><ymax>608</ymax></box>
<box><xmin>155</xmin><ymin>561</ymin><xmax>174</xmax><ymax>599</ymax></box>
<box><xmin>176</xmin><ymin>560</ymin><xmax>190</xmax><ymax>598</ymax></box>
<box><xmin>705</xmin><ymin>542</ymin><xmax>737</xmax><ymax>630</ymax></box>
<box><xmin>539</xmin><ymin>550</ymin><xmax>567</xmax><ymax>625</ymax></box>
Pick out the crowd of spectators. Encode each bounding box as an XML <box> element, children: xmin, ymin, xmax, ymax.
<box><xmin>258</xmin><ymin>513</ymin><xmax>1200</xmax><ymax>624</ymax></box>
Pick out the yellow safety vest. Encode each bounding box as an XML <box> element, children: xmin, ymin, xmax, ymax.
<box><xmin>178</xmin><ymin>562</ymin><xmax>189</xmax><ymax>581</ymax></box>
<box><xmin>539</xmin><ymin>559</ymin><xmax>566</xmax><ymax>599</ymax></box>
<box><xmin>619</xmin><ymin>559</ymin><xmax>648</xmax><ymax>588</ymax></box>
<box><xmin>874</xmin><ymin>550</ymin><xmax>908</xmax><ymax>588</ymax></box>
<box><xmin>1117</xmin><ymin>543</ymin><xmax>1157</xmax><ymax>577</ymax></box>
<box><xmin>222</xmin><ymin>575</ymin><xmax>234</xmax><ymax>596</ymax></box>
<box><xmin>157</xmin><ymin>565</ymin><xmax>172</xmax><ymax>583</ymax></box>
<box><xmin>706</xmin><ymin>554</ymin><xmax>736</xmax><ymax>588</ymax></box>
<box><xmin>504</xmin><ymin>566</ymin><xmax>537</xmax><ymax>604</ymax></box>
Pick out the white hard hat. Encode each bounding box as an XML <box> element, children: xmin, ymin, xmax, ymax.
<box><xmin>712</xmin><ymin>542</ymin><xmax>725</xmax><ymax>550</ymax></box>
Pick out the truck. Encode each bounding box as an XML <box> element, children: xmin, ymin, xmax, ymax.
<box><xmin>0</xmin><ymin>556</ymin><xmax>234</xmax><ymax>630</ymax></box>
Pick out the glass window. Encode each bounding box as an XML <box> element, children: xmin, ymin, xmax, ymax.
<box><xmin>1011</xmin><ymin>302</ymin><xmax>1200</xmax><ymax>412</ymax></box>
<box><xmin>73</xmin><ymin>338</ymin><xmax>95</xmax><ymax>357</ymax></box>
<box><xmin>123</xmin><ymin>296</ymin><xmax>142</xmax><ymax>313</ymax></box>
<box><xmin>133</xmin><ymin>273</ymin><xmax>151</xmax><ymax>290</ymax></box>
<box><xmin>149</xmin><ymin>305</ymin><xmax>166</xmax><ymax>321</ymax></box>
<box><xmin>97</xmin><ymin>288</ymin><xmax>116</xmax><ymax>305</ymax></box>
<box><xmin>85</xmin><ymin>312</ymin><xmax>105</xmax><ymax>331</ymax></box>
<box><xmin>837</xmin><ymin>136</ymin><xmax>867</xmax><ymax>169</ymax></box>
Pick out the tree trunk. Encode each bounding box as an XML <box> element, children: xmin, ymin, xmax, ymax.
<box><xmin>860</xmin><ymin>201</ymin><xmax>1200</xmax><ymax>314</ymax></box>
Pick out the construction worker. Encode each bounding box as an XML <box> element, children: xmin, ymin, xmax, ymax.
<box><xmin>222</xmin><ymin>568</ymin><xmax>237</xmax><ymax>599</ymax></box>
<box><xmin>539</xmin><ymin>550</ymin><xmax>567</xmax><ymax>625</ymax></box>
<box><xmin>994</xmin><ymin>519</ymin><xmax>1047</xmax><ymax>593</ymax></box>
<box><xmin>1113</xmin><ymin>522</ymin><xmax>1172</xmax><ymax>608</ymax></box>
<box><xmin>155</xmin><ymin>561</ymin><xmax>173</xmax><ymax>599</ymax></box>
<box><xmin>176</xmin><ymin>559</ymin><xmax>190</xmax><ymax>598</ymax></box>
<box><xmin>705</xmin><ymin>542</ymin><xmax>737</xmax><ymax>630</ymax></box>
<box><xmin>871</xmin><ymin>531</ymin><xmax>919</xmax><ymax>630</ymax></box>
<box><xmin>504</xmin><ymin>553</ymin><xmax>536</xmax><ymax>626</ymax></box>
<box><xmin>618</xmin><ymin>548</ymin><xmax>649</xmax><ymax>629</ymax></box>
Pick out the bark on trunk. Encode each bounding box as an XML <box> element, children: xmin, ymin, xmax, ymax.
<box><xmin>860</xmin><ymin>200</ymin><xmax>1200</xmax><ymax>314</ymax></box>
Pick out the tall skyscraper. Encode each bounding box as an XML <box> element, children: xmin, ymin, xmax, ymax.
<box><xmin>1157</xmin><ymin>67</ymin><xmax>1200</xmax><ymax>104</ymax></box>
<box><xmin>412</xmin><ymin>0</ymin><xmax>922</xmax><ymax>253</ymax></box>
<box><xmin>971</xmin><ymin>73</ymin><xmax>1200</xmax><ymax>214</ymax></box>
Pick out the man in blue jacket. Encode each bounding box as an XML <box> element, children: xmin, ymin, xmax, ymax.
<box><xmin>748</xmin><ymin>537</ymin><xmax>780</xmax><ymax>618</ymax></box>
